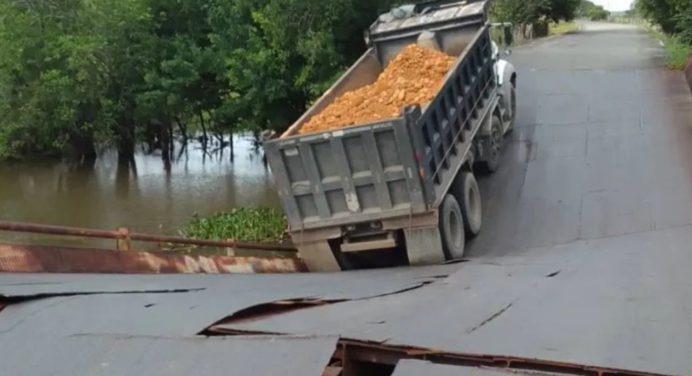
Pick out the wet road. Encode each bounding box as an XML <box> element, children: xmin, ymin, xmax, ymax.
<box><xmin>469</xmin><ymin>22</ymin><xmax>692</xmax><ymax>257</ymax></box>
<box><xmin>3</xmin><ymin>23</ymin><xmax>692</xmax><ymax>376</ymax></box>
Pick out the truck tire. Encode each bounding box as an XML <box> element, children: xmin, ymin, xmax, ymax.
<box><xmin>508</xmin><ymin>86</ymin><xmax>516</xmax><ymax>131</ymax></box>
<box><xmin>457</xmin><ymin>171</ymin><xmax>482</xmax><ymax>237</ymax></box>
<box><xmin>478</xmin><ymin>115</ymin><xmax>503</xmax><ymax>174</ymax></box>
<box><xmin>439</xmin><ymin>194</ymin><xmax>465</xmax><ymax>260</ymax></box>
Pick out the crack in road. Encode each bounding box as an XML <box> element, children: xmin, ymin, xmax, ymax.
<box><xmin>0</xmin><ymin>288</ymin><xmax>205</xmax><ymax>303</ymax></box>
<box><xmin>201</xmin><ymin>279</ymin><xmax>444</xmax><ymax>335</ymax></box>
<box><xmin>467</xmin><ymin>301</ymin><xmax>516</xmax><ymax>334</ymax></box>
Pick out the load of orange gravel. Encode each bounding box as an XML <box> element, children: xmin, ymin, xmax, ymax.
<box><xmin>298</xmin><ymin>44</ymin><xmax>456</xmax><ymax>134</ymax></box>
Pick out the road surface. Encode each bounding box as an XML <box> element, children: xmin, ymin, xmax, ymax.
<box><xmin>470</xmin><ymin>21</ymin><xmax>692</xmax><ymax>257</ymax></box>
<box><xmin>2</xmin><ymin>23</ymin><xmax>692</xmax><ymax>375</ymax></box>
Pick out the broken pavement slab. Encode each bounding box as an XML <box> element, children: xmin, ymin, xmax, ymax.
<box><xmin>0</xmin><ymin>264</ymin><xmax>457</xmax><ymax>338</ymax></box>
<box><xmin>391</xmin><ymin>360</ymin><xmax>551</xmax><ymax>376</ymax></box>
<box><xmin>0</xmin><ymin>263</ymin><xmax>458</xmax><ymax>299</ymax></box>
<box><xmin>210</xmin><ymin>225</ymin><xmax>692</xmax><ymax>375</ymax></box>
<box><xmin>0</xmin><ymin>334</ymin><xmax>337</xmax><ymax>376</ymax></box>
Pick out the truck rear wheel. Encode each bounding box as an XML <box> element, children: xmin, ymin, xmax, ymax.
<box><xmin>456</xmin><ymin>171</ymin><xmax>482</xmax><ymax>237</ymax></box>
<box><xmin>478</xmin><ymin>115</ymin><xmax>503</xmax><ymax>173</ymax></box>
<box><xmin>439</xmin><ymin>194</ymin><xmax>465</xmax><ymax>260</ymax></box>
<box><xmin>509</xmin><ymin>86</ymin><xmax>517</xmax><ymax>131</ymax></box>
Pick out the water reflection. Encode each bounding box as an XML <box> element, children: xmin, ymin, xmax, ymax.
<box><xmin>0</xmin><ymin>134</ymin><xmax>281</xmax><ymax>245</ymax></box>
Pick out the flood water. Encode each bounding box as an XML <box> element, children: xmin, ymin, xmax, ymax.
<box><xmin>0</xmin><ymin>134</ymin><xmax>281</xmax><ymax>246</ymax></box>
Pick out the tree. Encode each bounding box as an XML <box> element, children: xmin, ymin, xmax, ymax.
<box><xmin>209</xmin><ymin>0</ymin><xmax>396</xmax><ymax>132</ymax></box>
<box><xmin>0</xmin><ymin>0</ymin><xmax>150</xmax><ymax>161</ymax></box>
<box><xmin>578</xmin><ymin>0</ymin><xmax>609</xmax><ymax>21</ymax></box>
<box><xmin>548</xmin><ymin>0</ymin><xmax>581</xmax><ymax>22</ymax></box>
<box><xmin>674</xmin><ymin>6</ymin><xmax>692</xmax><ymax>43</ymax></box>
<box><xmin>635</xmin><ymin>0</ymin><xmax>691</xmax><ymax>35</ymax></box>
<box><xmin>491</xmin><ymin>0</ymin><xmax>580</xmax><ymax>25</ymax></box>
<box><xmin>0</xmin><ymin>0</ymin><xmax>400</xmax><ymax>161</ymax></box>
<box><xmin>491</xmin><ymin>0</ymin><xmax>551</xmax><ymax>25</ymax></box>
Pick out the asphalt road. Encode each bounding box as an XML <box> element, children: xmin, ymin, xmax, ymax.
<box><xmin>469</xmin><ymin>21</ymin><xmax>692</xmax><ymax>257</ymax></box>
<box><xmin>2</xmin><ymin>23</ymin><xmax>692</xmax><ymax>376</ymax></box>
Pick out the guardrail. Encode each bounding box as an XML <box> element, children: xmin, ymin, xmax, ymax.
<box><xmin>0</xmin><ymin>220</ymin><xmax>297</xmax><ymax>253</ymax></box>
<box><xmin>0</xmin><ymin>220</ymin><xmax>305</xmax><ymax>274</ymax></box>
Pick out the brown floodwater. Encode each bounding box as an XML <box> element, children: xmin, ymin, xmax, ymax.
<box><xmin>0</xmin><ymin>134</ymin><xmax>281</xmax><ymax>247</ymax></box>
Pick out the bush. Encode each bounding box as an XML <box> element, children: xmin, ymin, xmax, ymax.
<box><xmin>663</xmin><ymin>35</ymin><xmax>692</xmax><ymax>70</ymax></box>
<box><xmin>676</xmin><ymin>7</ymin><xmax>692</xmax><ymax>44</ymax></box>
<box><xmin>181</xmin><ymin>208</ymin><xmax>288</xmax><ymax>243</ymax></box>
<box><xmin>588</xmin><ymin>8</ymin><xmax>609</xmax><ymax>20</ymax></box>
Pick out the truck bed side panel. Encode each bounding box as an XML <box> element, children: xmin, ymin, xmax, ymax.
<box><xmin>410</xmin><ymin>27</ymin><xmax>496</xmax><ymax>206</ymax></box>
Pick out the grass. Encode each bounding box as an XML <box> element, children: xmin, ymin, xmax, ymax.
<box><xmin>181</xmin><ymin>207</ymin><xmax>288</xmax><ymax>243</ymax></box>
<box><xmin>658</xmin><ymin>34</ymin><xmax>691</xmax><ymax>70</ymax></box>
<box><xmin>645</xmin><ymin>24</ymin><xmax>692</xmax><ymax>70</ymax></box>
<box><xmin>549</xmin><ymin>22</ymin><xmax>580</xmax><ymax>36</ymax></box>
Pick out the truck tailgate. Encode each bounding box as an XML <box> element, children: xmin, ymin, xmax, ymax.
<box><xmin>265</xmin><ymin>119</ymin><xmax>427</xmax><ymax>230</ymax></box>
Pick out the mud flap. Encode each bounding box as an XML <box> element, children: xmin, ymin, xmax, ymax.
<box><xmin>297</xmin><ymin>241</ymin><xmax>342</xmax><ymax>272</ymax></box>
<box><xmin>404</xmin><ymin>227</ymin><xmax>445</xmax><ymax>265</ymax></box>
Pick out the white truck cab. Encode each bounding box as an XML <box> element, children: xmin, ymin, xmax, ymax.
<box><xmin>492</xmin><ymin>40</ymin><xmax>517</xmax><ymax>133</ymax></box>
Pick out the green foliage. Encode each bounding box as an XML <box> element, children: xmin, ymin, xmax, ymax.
<box><xmin>548</xmin><ymin>0</ymin><xmax>581</xmax><ymax>22</ymax></box>
<box><xmin>0</xmin><ymin>0</ymin><xmax>396</xmax><ymax>160</ymax></box>
<box><xmin>209</xmin><ymin>0</ymin><xmax>396</xmax><ymax>131</ymax></box>
<box><xmin>549</xmin><ymin>22</ymin><xmax>579</xmax><ymax>35</ymax></box>
<box><xmin>664</xmin><ymin>36</ymin><xmax>692</xmax><ymax>69</ymax></box>
<box><xmin>491</xmin><ymin>0</ymin><xmax>580</xmax><ymax>24</ymax></box>
<box><xmin>491</xmin><ymin>0</ymin><xmax>551</xmax><ymax>24</ymax></box>
<box><xmin>181</xmin><ymin>208</ymin><xmax>288</xmax><ymax>243</ymax></box>
<box><xmin>578</xmin><ymin>0</ymin><xmax>609</xmax><ymax>21</ymax></box>
<box><xmin>0</xmin><ymin>0</ymin><xmax>151</xmax><ymax>159</ymax></box>
<box><xmin>636</xmin><ymin>0</ymin><xmax>691</xmax><ymax>69</ymax></box>
<box><xmin>675</xmin><ymin>7</ymin><xmax>692</xmax><ymax>44</ymax></box>
<box><xmin>635</xmin><ymin>0</ymin><xmax>691</xmax><ymax>35</ymax></box>
<box><xmin>651</xmin><ymin>32</ymin><xmax>692</xmax><ymax>69</ymax></box>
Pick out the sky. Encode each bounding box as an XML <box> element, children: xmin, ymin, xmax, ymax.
<box><xmin>591</xmin><ymin>0</ymin><xmax>634</xmax><ymax>12</ymax></box>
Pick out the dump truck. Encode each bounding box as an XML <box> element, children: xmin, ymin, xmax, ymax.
<box><xmin>264</xmin><ymin>0</ymin><xmax>517</xmax><ymax>271</ymax></box>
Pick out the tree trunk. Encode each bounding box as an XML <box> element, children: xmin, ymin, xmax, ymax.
<box><xmin>229</xmin><ymin>133</ymin><xmax>234</xmax><ymax>162</ymax></box>
<box><xmin>68</xmin><ymin>132</ymin><xmax>97</xmax><ymax>162</ymax></box>
<box><xmin>198</xmin><ymin>111</ymin><xmax>208</xmax><ymax>150</ymax></box>
<box><xmin>176</xmin><ymin>117</ymin><xmax>188</xmax><ymax>142</ymax></box>
<box><xmin>117</xmin><ymin>122</ymin><xmax>136</xmax><ymax>166</ymax></box>
<box><xmin>160</xmin><ymin>121</ymin><xmax>171</xmax><ymax>165</ymax></box>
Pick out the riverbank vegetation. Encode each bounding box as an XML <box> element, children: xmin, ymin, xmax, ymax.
<box><xmin>0</xmin><ymin>0</ymin><xmax>602</xmax><ymax>164</ymax></box>
<box><xmin>181</xmin><ymin>208</ymin><xmax>288</xmax><ymax>243</ymax></box>
<box><xmin>635</xmin><ymin>0</ymin><xmax>692</xmax><ymax>69</ymax></box>
<box><xmin>0</xmin><ymin>0</ymin><xmax>399</xmax><ymax>162</ymax></box>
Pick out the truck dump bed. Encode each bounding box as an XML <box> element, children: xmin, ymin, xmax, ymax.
<box><xmin>265</xmin><ymin>1</ymin><xmax>496</xmax><ymax>232</ymax></box>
